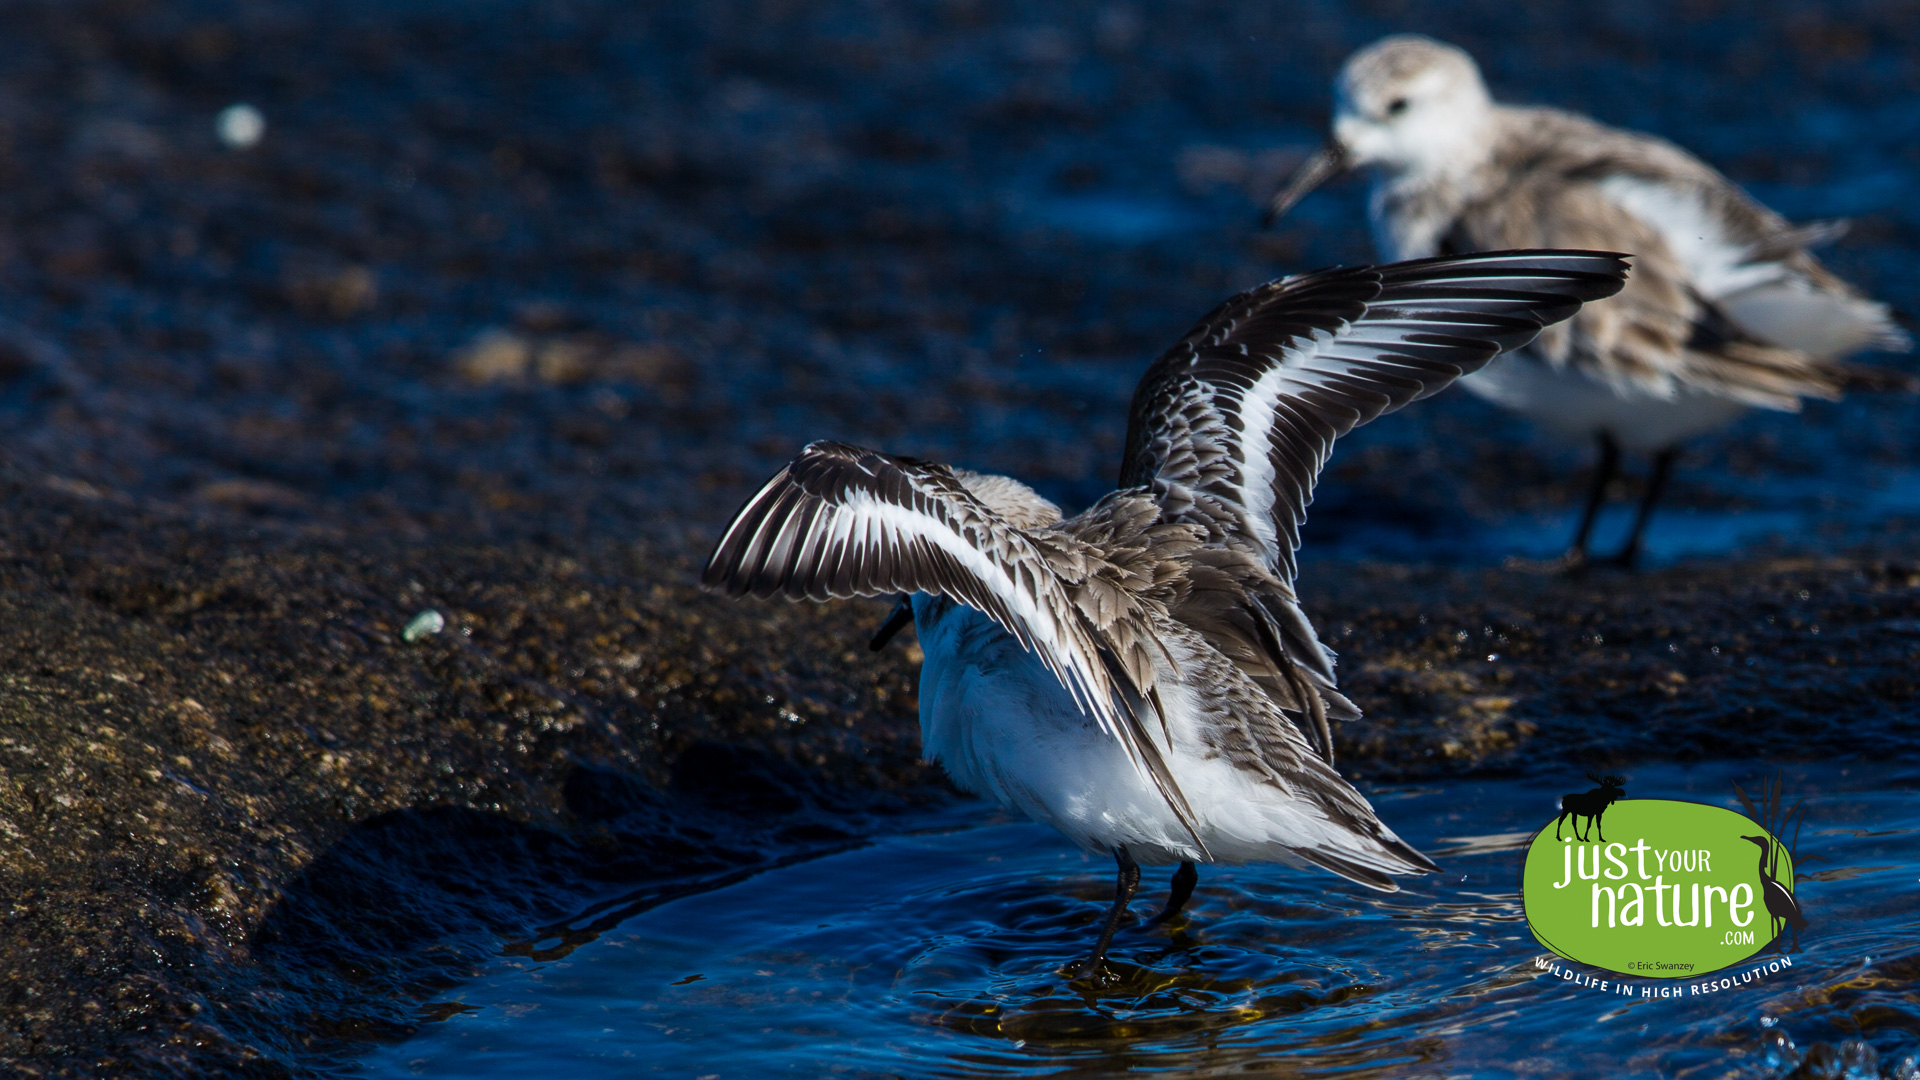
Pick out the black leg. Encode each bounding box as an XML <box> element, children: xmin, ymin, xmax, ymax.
<box><xmin>1594</xmin><ymin>809</ymin><xmax>1606</xmax><ymax>844</ymax></box>
<box><xmin>1145</xmin><ymin>861</ymin><xmax>1198</xmax><ymax>927</ymax></box>
<box><xmin>1609</xmin><ymin>446</ymin><xmax>1677</xmax><ymax>570</ymax></box>
<box><xmin>1066</xmin><ymin>849</ymin><xmax>1140</xmax><ymax>979</ymax></box>
<box><xmin>1567</xmin><ymin>432</ymin><xmax>1621</xmax><ymax>565</ymax></box>
<box><xmin>867</xmin><ymin>594</ymin><xmax>913</xmax><ymax>652</ymax></box>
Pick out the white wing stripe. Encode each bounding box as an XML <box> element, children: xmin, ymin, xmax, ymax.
<box><xmin>839</xmin><ymin>490</ymin><xmax>1120</xmax><ymax>733</ymax></box>
<box><xmin>1228</xmin><ymin>361</ymin><xmax>1292</xmax><ymax>559</ymax></box>
<box><xmin>1126</xmin><ymin>253</ymin><xmax>1628</xmax><ymax>580</ymax></box>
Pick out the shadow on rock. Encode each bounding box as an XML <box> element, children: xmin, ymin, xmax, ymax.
<box><xmin>233</xmin><ymin>756</ymin><xmax>884</xmax><ymax>1071</ymax></box>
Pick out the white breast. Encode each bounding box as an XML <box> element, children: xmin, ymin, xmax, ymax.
<box><xmin>1368</xmin><ymin>176</ymin><xmax>1457</xmax><ymax>262</ymax></box>
<box><xmin>911</xmin><ymin>598</ymin><xmax>1421</xmax><ymax>872</ymax></box>
<box><xmin>912</xmin><ymin>597</ymin><xmax>1203</xmax><ymax>862</ymax></box>
<box><xmin>1459</xmin><ymin>353</ymin><xmax>1747</xmax><ymax>451</ymax></box>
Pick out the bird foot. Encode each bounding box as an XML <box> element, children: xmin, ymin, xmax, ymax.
<box><xmin>1062</xmin><ymin>957</ymin><xmax>1109</xmax><ymax>982</ymax></box>
<box><xmin>1501</xmin><ymin>551</ymin><xmax>1589</xmax><ymax>577</ymax></box>
<box><xmin>1529</xmin><ymin>548</ymin><xmax>1641</xmax><ymax>576</ymax></box>
<box><xmin>1594</xmin><ymin>550</ymin><xmax>1642</xmax><ymax>571</ymax></box>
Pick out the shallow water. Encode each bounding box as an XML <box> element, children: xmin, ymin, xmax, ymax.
<box><xmin>1299</xmin><ymin>459</ymin><xmax>1920</xmax><ymax>569</ymax></box>
<box><xmin>355</xmin><ymin>763</ymin><xmax>1919</xmax><ymax>1079</ymax></box>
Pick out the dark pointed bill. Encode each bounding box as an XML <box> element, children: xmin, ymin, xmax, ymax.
<box><xmin>1262</xmin><ymin>142</ymin><xmax>1347</xmax><ymax>227</ymax></box>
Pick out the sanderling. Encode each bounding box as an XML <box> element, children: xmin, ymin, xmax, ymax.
<box><xmin>703</xmin><ymin>250</ymin><xmax>1627</xmax><ymax>977</ymax></box>
<box><xmin>1266</xmin><ymin>34</ymin><xmax>1915</xmax><ymax>568</ymax></box>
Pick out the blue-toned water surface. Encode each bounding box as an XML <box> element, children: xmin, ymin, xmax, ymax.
<box><xmin>356</xmin><ymin>764</ymin><xmax>1919</xmax><ymax>1079</ymax></box>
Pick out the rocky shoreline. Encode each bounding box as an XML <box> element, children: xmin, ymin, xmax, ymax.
<box><xmin>3</xmin><ymin>469</ymin><xmax>1914</xmax><ymax>1075</ymax></box>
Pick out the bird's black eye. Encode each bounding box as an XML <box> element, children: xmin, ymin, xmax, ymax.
<box><xmin>1385</xmin><ymin>97</ymin><xmax>1410</xmax><ymax>117</ymax></box>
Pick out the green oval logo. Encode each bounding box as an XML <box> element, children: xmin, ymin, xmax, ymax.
<box><xmin>1522</xmin><ymin>799</ymin><xmax>1798</xmax><ymax>978</ymax></box>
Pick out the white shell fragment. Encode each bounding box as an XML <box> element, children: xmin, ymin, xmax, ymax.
<box><xmin>402</xmin><ymin>609</ymin><xmax>446</xmax><ymax>643</ymax></box>
<box><xmin>215</xmin><ymin>103</ymin><xmax>266</xmax><ymax>149</ymax></box>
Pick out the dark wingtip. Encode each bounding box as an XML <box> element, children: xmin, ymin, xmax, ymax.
<box><xmin>699</xmin><ymin>532</ymin><xmax>740</xmax><ymax>593</ymax></box>
<box><xmin>1402</xmin><ymin>842</ymin><xmax>1444</xmax><ymax>875</ymax></box>
<box><xmin>1380</xmin><ymin>248</ymin><xmax>1631</xmax><ymax>283</ymax></box>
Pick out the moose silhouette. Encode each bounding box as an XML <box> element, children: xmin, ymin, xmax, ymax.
<box><xmin>1555</xmin><ymin>772</ymin><xmax>1626</xmax><ymax>842</ymax></box>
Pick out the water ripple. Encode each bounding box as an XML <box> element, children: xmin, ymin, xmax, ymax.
<box><xmin>357</xmin><ymin>763</ymin><xmax>1918</xmax><ymax>1078</ymax></box>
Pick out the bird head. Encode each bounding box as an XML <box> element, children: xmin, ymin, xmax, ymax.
<box><xmin>1265</xmin><ymin>35</ymin><xmax>1495</xmax><ymax>224</ymax></box>
<box><xmin>1740</xmin><ymin>834</ymin><xmax>1771</xmax><ymax>850</ymax></box>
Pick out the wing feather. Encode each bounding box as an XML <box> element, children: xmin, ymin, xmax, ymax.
<box><xmin>1121</xmin><ymin>249</ymin><xmax>1629</xmax><ymax>582</ymax></box>
<box><xmin>1121</xmin><ymin>251</ymin><xmax>1624</xmax><ymax>762</ymax></box>
<box><xmin>705</xmin><ymin>441</ymin><xmax>1208</xmax><ymax>855</ymax></box>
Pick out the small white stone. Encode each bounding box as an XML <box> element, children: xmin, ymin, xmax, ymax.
<box><xmin>215</xmin><ymin>103</ymin><xmax>265</xmax><ymax>149</ymax></box>
<box><xmin>403</xmin><ymin>609</ymin><xmax>445</xmax><ymax>643</ymax></box>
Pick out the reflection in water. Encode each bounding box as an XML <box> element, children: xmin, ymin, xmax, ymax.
<box><xmin>357</xmin><ymin>764</ymin><xmax>1919</xmax><ymax>1078</ymax></box>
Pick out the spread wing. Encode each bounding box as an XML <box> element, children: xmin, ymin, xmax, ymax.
<box><xmin>702</xmin><ymin>440</ymin><xmax>1207</xmax><ymax>854</ymax></box>
<box><xmin>1120</xmin><ymin>249</ymin><xmax>1630</xmax><ymax>584</ymax></box>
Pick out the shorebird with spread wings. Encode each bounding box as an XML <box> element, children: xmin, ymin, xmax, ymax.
<box><xmin>704</xmin><ymin>251</ymin><xmax>1627</xmax><ymax>978</ymax></box>
<box><xmin>1266</xmin><ymin>35</ymin><xmax>1915</xmax><ymax>568</ymax></box>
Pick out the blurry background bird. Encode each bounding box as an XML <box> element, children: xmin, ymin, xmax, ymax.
<box><xmin>1266</xmin><ymin>34</ymin><xmax>1916</xmax><ymax>568</ymax></box>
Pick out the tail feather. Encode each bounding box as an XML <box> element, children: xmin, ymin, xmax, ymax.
<box><xmin>1295</xmin><ymin>848</ymin><xmax>1398</xmax><ymax>891</ymax></box>
<box><xmin>1290</xmin><ymin>807</ymin><xmax>1440</xmax><ymax>891</ymax></box>
<box><xmin>1837</xmin><ymin>361</ymin><xmax>1920</xmax><ymax>394</ymax></box>
<box><xmin>1294</xmin><ymin>831</ymin><xmax>1439</xmax><ymax>892</ymax></box>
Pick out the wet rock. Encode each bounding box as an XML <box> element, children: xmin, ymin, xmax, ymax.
<box><xmin>2</xmin><ymin>475</ymin><xmax>1914</xmax><ymax>1075</ymax></box>
<box><xmin>281</xmin><ymin>264</ymin><xmax>379</xmax><ymax>321</ymax></box>
<box><xmin>452</xmin><ymin>329</ymin><xmax>534</xmax><ymax>384</ymax></box>
<box><xmin>0</xmin><ymin>483</ymin><xmax>935</xmax><ymax>1076</ymax></box>
<box><xmin>194</xmin><ymin>479</ymin><xmax>310</xmax><ymax>513</ymax></box>
<box><xmin>1311</xmin><ymin>559</ymin><xmax>1920</xmax><ymax>775</ymax></box>
<box><xmin>453</xmin><ymin>329</ymin><xmax>688</xmax><ymax>392</ymax></box>
<box><xmin>532</xmin><ymin>338</ymin><xmax>593</xmax><ymax>386</ymax></box>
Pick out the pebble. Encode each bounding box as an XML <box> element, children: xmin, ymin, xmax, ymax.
<box><xmin>403</xmin><ymin>609</ymin><xmax>446</xmax><ymax>642</ymax></box>
<box><xmin>215</xmin><ymin>103</ymin><xmax>265</xmax><ymax>149</ymax></box>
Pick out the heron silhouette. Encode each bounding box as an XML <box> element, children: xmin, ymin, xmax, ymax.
<box><xmin>1741</xmin><ymin>834</ymin><xmax>1807</xmax><ymax>952</ymax></box>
